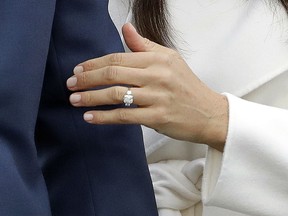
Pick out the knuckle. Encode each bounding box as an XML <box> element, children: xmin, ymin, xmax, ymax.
<box><xmin>164</xmin><ymin>52</ymin><xmax>178</xmax><ymax>66</ymax></box>
<box><xmin>144</xmin><ymin>38</ymin><xmax>156</xmax><ymax>50</ymax></box>
<box><xmin>153</xmin><ymin>53</ymin><xmax>172</xmax><ymax>67</ymax></box>
<box><xmin>156</xmin><ymin>50</ymin><xmax>180</xmax><ymax>65</ymax></box>
<box><xmin>109</xmin><ymin>87</ymin><xmax>122</xmax><ymax>102</ymax></box>
<box><xmin>169</xmin><ymin>49</ymin><xmax>180</xmax><ymax>57</ymax></box>
<box><xmin>157</xmin><ymin>71</ymin><xmax>172</xmax><ymax>87</ymax></box>
<box><xmin>81</xmin><ymin>92</ymin><xmax>92</xmax><ymax>105</ymax></box>
<box><xmin>155</xmin><ymin>108</ymin><xmax>170</xmax><ymax>125</ymax></box>
<box><xmin>104</xmin><ymin>66</ymin><xmax>118</xmax><ymax>81</ymax></box>
<box><xmin>151</xmin><ymin>52</ymin><xmax>162</xmax><ymax>62</ymax></box>
<box><xmin>118</xmin><ymin>110</ymin><xmax>129</xmax><ymax>123</ymax></box>
<box><xmin>167</xmin><ymin>52</ymin><xmax>177</xmax><ymax>64</ymax></box>
<box><xmin>83</xmin><ymin>60</ymin><xmax>95</xmax><ymax>70</ymax></box>
<box><xmin>79</xmin><ymin>72</ymin><xmax>89</xmax><ymax>87</ymax></box>
<box><xmin>108</xmin><ymin>53</ymin><xmax>123</xmax><ymax>65</ymax></box>
<box><xmin>95</xmin><ymin>113</ymin><xmax>105</xmax><ymax>124</ymax></box>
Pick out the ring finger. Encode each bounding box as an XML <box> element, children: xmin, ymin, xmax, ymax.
<box><xmin>69</xmin><ymin>86</ymin><xmax>155</xmax><ymax>107</ymax></box>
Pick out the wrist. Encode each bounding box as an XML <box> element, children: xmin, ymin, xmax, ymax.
<box><xmin>202</xmin><ymin>93</ymin><xmax>229</xmax><ymax>151</ymax></box>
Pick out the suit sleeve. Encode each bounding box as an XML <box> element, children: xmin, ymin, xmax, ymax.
<box><xmin>0</xmin><ymin>1</ymin><xmax>55</xmax><ymax>215</ymax></box>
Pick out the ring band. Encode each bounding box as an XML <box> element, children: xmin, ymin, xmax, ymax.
<box><xmin>123</xmin><ymin>88</ymin><xmax>134</xmax><ymax>107</ymax></box>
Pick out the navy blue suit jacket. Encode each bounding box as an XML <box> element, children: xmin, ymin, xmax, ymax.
<box><xmin>0</xmin><ymin>1</ymin><xmax>158</xmax><ymax>215</ymax></box>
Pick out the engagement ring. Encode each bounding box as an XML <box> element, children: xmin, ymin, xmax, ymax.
<box><xmin>123</xmin><ymin>88</ymin><xmax>134</xmax><ymax>107</ymax></box>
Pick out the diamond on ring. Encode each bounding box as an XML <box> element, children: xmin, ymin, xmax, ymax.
<box><xmin>123</xmin><ymin>88</ymin><xmax>134</xmax><ymax>107</ymax></box>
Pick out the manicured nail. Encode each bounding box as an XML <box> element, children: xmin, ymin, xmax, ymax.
<box><xmin>67</xmin><ymin>77</ymin><xmax>77</xmax><ymax>88</ymax></box>
<box><xmin>84</xmin><ymin>113</ymin><xmax>94</xmax><ymax>121</ymax></box>
<box><xmin>74</xmin><ymin>66</ymin><xmax>83</xmax><ymax>74</ymax></box>
<box><xmin>70</xmin><ymin>94</ymin><xmax>81</xmax><ymax>104</ymax></box>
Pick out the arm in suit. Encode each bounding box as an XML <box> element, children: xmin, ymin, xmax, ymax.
<box><xmin>0</xmin><ymin>1</ymin><xmax>55</xmax><ymax>215</ymax></box>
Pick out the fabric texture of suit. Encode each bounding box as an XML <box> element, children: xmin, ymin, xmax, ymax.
<box><xmin>0</xmin><ymin>0</ymin><xmax>158</xmax><ymax>215</ymax></box>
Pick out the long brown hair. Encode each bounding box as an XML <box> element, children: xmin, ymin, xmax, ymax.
<box><xmin>132</xmin><ymin>0</ymin><xmax>173</xmax><ymax>47</ymax></box>
<box><xmin>132</xmin><ymin>0</ymin><xmax>288</xmax><ymax>47</ymax></box>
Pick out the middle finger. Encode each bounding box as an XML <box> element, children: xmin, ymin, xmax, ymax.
<box><xmin>67</xmin><ymin>66</ymin><xmax>150</xmax><ymax>91</ymax></box>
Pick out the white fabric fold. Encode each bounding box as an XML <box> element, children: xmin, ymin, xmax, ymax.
<box><xmin>149</xmin><ymin>159</ymin><xmax>205</xmax><ymax>215</ymax></box>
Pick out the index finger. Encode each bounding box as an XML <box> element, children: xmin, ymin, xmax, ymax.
<box><xmin>75</xmin><ymin>52</ymin><xmax>159</xmax><ymax>73</ymax></box>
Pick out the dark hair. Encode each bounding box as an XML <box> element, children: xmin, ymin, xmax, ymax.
<box><xmin>132</xmin><ymin>0</ymin><xmax>288</xmax><ymax>47</ymax></box>
<box><xmin>281</xmin><ymin>0</ymin><xmax>288</xmax><ymax>10</ymax></box>
<box><xmin>132</xmin><ymin>0</ymin><xmax>174</xmax><ymax>47</ymax></box>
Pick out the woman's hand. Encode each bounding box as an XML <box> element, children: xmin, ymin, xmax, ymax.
<box><xmin>66</xmin><ymin>23</ymin><xmax>228</xmax><ymax>151</ymax></box>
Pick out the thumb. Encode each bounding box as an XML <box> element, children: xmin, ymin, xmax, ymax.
<box><xmin>122</xmin><ymin>23</ymin><xmax>167</xmax><ymax>53</ymax></box>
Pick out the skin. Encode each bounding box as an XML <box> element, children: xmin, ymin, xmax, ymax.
<box><xmin>66</xmin><ymin>23</ymin><xmax>228</xmax><ymax>152</ymax></box>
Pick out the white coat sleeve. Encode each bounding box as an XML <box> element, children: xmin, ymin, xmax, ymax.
<box><xmin>202</xmin><ymin>92</ymin><xmax>288</xmax><ymax>216</ymax></box>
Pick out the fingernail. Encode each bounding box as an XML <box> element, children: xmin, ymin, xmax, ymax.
<box><xmin>84</xmin><ymin>113</ymin><xmax>94</xmax><ymax>121</ymax></box>
<box><xmin>74</xmin><ymin>66</ymin><xmax>83</xmax><ymax>74</ymax></box>
<box><xmin>70</xmin><ymin>94</ymin><xmax>81</xmax><ymax>104</ymax></box>
<box><xmin>67</xmin><ymin>77</ymin><xmax>77</xmax><ymax>88</ymax></box>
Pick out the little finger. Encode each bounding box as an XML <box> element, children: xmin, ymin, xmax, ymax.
<box><xmin>83</xmin><ymin>108</ymin><xmax>155</xmax><ymax>126</ymax></box>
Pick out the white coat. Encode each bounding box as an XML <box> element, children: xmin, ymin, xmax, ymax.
<box><xmin>109</xmin><ymin>0</ymin><xmax>288</xmax><ymax>215</ymax></box>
